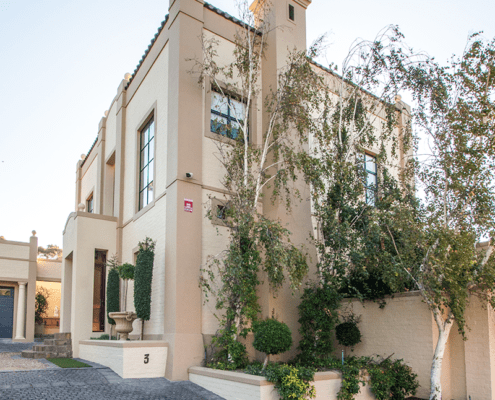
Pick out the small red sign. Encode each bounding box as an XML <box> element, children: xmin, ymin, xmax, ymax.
<box><xmin>184</xmin><ymin>199</ymin><xmax>193</xmax><ymax>213</ymax></box>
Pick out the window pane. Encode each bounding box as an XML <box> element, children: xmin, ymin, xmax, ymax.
<box><xmin>147</xmin><ymin>181</ymin><xmax>154</xmax><ymax>203</ymax></box>
<box><xmin>141</xmin><ymin>166</ymin><xmax>148</xmax><ymax>190</ymax></box>
<box><xmin>230</xmin><ymin>120</ymin><xmax>240</xmax><ymax>140</ymax></box>
<box><xmin>140</xmin><ymin>189</ymin><xmax>146</xmax><ymax>209</ymax></box>
<box><xmin>367</xmin><ymin>173</ymin><xmax>376</xmax><ymax>188</ymax></box>
<box><xmin>148</xmin><ymin>160</ymin><xmax>154</xmax><ymax>181</ymax></box>
<box><xmin>366</xmin><ymin>188</ymin><xmax>376</xmax><ymax>206</ymax></box>
<box><xmin>148</xmin><ymin>121</ymin><xmax>155</xmax><ymax>140</ymax></box>
<box><xmin>142</xmin><ymin>145</ymin><xmax>149</xmax><ymax>167</ymax></box>
<box><xmin>211</xmin><ymin>114</ymin><xmax>228</xmax><ymax>135</ymax></box>
<box><xmin>212</xmin><ymin>92</ymin><xmax>228</xmax><ymax>115</ymax></box>
<box><xmin>148</xmin><ymin>137</ymin><xmax>154</xmax><ymax>161</ymax></box>
<box><xmin>230</xmin><ymin>99</ymin><xmax>245</xmax><ymax>120</ymax></box>
<box><xmin>365</xmin><ymin>154</ymin><xmax>376</xmax><ymax>173</ymax></box>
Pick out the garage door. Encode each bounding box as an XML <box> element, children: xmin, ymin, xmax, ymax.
<box><xmin>0</xmin><ymin>287</ymin><xmax>14</xmax><ymax>338</ymax></box>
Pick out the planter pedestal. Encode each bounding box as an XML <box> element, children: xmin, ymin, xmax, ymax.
<box><xmin>108</xmin><ymin>311</ymin><xmax>137</xmax><ymax>340</ymax></box>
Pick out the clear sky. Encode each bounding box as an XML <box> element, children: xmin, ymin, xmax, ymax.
<box><xmin>0</xmin><ymin>0</ymin><xmax>494</xmax><ymax>248</ymax></box>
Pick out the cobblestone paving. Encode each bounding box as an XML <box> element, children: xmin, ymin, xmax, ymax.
<box><xmin>0</xmin><ymin>340</ymin><xmax>37</xmax><ymax>354</ymax></box>
<box><xmin>0</xmin><ymin>367</ymin><xmax>225</xmax><ymax>400</ymax></box>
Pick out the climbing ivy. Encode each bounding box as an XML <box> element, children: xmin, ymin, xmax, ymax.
<box><xmin>134</xmin><ymin>237</ymin><xmax>155</xmax><ymax>338</ymax></box>
<box><xmin>106</xmin><ymin>267</ymin><xmax>120</xmax><ymax>325</ymax></box>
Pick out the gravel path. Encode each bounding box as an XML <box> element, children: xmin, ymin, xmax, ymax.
<box><xmin>0</xmin><ymin>353</ymin><xmax>50</xmax><ymax>371</ymax></box>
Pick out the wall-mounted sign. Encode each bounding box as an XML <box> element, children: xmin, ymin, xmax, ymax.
<box><xmin>184</xmin><ymin>199</ymin><xmax>193</xmax><ymax>213</ymax></box>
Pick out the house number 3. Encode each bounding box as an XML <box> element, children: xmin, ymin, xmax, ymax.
<box><xmin>144</xmin><ymin>354</ymin><xmax>150</xmax><ymax>364</ymax></box>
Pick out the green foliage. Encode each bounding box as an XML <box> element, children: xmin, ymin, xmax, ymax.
<box><xmin>208</xmin><ymin>327</ymin><xmax>249</xmax><ymax>371</ymax></box>
<box><xmin>368</xmin><ymin>358</ymin><xmax>419</xmax><ymax>400</ymax></box>
<box><xmin>46</xmin><ymin>358</ymin><xmax>91</xmax><ymax>368</ymax></box>
<box><xmin>335</xmin><ymin>313</ymin><xmax>362</xmax><ymax>348</ymax></box>
<box><xmin>134</xmin><ymin>237</ymin><xmax>155</xmax><ymax>322</ymax></box>
<box><xmin>118</xmin><ymin>263</ymin><xmax>135</xmax><ymax>280</ymax></box>
<box><xmin>253</xmin><ymin>318</ymin><xmax>292</xmax><ymax>357</ymax></box>
<box><xmin>245</xmin><ymin>362</ymin><xmax>316</xmax><ymax>400</ymax></box>
<box><xmin>35</xmin><ymin>287</ymin><xmax>49</xmax><ymax>324</ymax></box>
<box><xmin>106</xmin><ymin>268</ymin><xmax>120</xmax><ymax>325</ymax></box>
<box><xmin>296</xmin><ymin>284</ymin><xmax>341</xmax><ymax>364</ymax></box>
<box><xmin>90</xmin><ymin>334</ymin><xmax>117</xmax><ymax>340</ymax></box>
<box><xmin>304</xmin><ymin>356</ymin><xmax>418</xmax><ymax>400</ymax></box>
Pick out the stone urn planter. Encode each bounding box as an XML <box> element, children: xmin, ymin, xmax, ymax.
<box><xmin>108</xmin><ymin>311</ymin><xmax>138</xmax><ymax>340</ymax></box>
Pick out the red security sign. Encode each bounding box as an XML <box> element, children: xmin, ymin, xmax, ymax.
<box><xmin>184</xmin><ymin>199</ymin><xmax>193</xmax><ymax>213</ymax></box>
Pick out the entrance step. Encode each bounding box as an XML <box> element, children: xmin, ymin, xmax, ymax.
<box><xmin>21</xmin><ymin>332</ymin><xmax>72</xmax><ymax>359</ymax></box>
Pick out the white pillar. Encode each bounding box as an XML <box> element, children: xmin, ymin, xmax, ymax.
<box><xmin>14</xmin><ymin>282</ymin><xmax>27</xmax><ymax>340</ymax></box>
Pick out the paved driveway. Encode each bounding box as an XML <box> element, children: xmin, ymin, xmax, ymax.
<box><xmin>0</xmin><ymin>340</ymin><xmax>225</xmax><ymax>400</ymax></box>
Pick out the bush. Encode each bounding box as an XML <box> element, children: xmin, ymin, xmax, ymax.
<box><xmin>253</xmin><ymin>318</ymin><xmax>292</xmax><ymax>361</ymax></box>
<box><xmin>245</xmin><ymin>362</ymin><xmax>316</xmax><ymax>400</ymax></box>
<box><xmin>35</xmin><ymin>287</ymin><xmax>49</xmax><ymax>324</ymax></box>
<box><xmin>335</xmin><ymin>320</ymin><xmax>361</xmax><ymax>348</ymax></box>
<box><xmin>134</xmin><ymin>238</ymin><xmax>155</xmax><ymax>335</ymax></box>
<box><xmin>106</xmin><ymin>268</ymin><xmax>120</xmax><ymax>325</ymax></box>
<box><xmin>208</xmin><ymin>327</ymin><xmax>248</xmax><ymax>370</ymax></box>
<box><xmin>297</xmin><ymin>283</ymin><xmax>341</xmax><ymax>364</ymax></box>
<box><xmin>368</xmin><ymin>358</ymin><xmax>419</xmax><ymax>400</ymax></box>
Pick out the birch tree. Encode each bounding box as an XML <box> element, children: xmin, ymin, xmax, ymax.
<box><xmin>190</xmin><ymin>0</ymin><xmax>325</xmax><ymax>367</ymax></box>
<box><xmin>308</xmin><ymin>28</ymin><xmax>495</xmax><ymax>400</ymax></box>
<box><xmin>406</xmin><ymin>33</ymin><xmax>495</xmax><ymax>400</ymax></box>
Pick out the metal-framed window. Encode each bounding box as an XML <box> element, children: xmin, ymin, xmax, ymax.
<box><xmin>210</xmin><ymin>88</ymin><xmax>247</xmax><ymax>141</ymax></box>
<box><xmin>289</xmin><ymin>4</ymin><xmax>295</xmax><ymax>21</ymax></box>
<box><xmin>364</xmin><ymin>153</ymin><xmax>377</xmax><ymax>206</ymax></box>
<box><xmin>138</xmin><ymin>118</ymin><xmax>155</xmax><ymax>210</ymax></box>
<box><xmin>87</xmin><ymin>193</ymin><xmax>94</xmax><ymax>213</ymax></box>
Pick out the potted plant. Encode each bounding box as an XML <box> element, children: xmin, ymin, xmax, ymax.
<box><xmin>108</xmin><ymin>261</ymin><xmax>137</xmax><ymax>340</ymax></box>
<box><xmin>34</xmin><ymin>287</ymin><xmax>49</xmax><ymax>337</ymax></box>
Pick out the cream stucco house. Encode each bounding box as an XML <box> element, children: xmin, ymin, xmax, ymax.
<box><xmin>0</xmin><ymin>234</ymin><xmax>61</xmax><ymax>341</ymax></box>
<box><xmin>59</xmin><ymin>1</ymin><xmax>495</xmax><ymax>399</ymax></box>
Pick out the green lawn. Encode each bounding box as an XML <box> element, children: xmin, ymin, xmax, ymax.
<box><xmin>46</xmin><ymin>358</ymin><xmax>91</xmax><ymax>368</ymax></box>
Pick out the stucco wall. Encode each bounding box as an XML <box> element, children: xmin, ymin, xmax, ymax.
<box><xmin>80</xmin><ymin>156</ymin><xmax>98</xmax><ymax>205</ymax></box>
<box><xmin>36</xmin><ymin>259</ymin><xmax>62</xmax><ymax>282</ymax></box>
<box><xmin>105</xmin><ymin>100</ymin><xmax>117</xmax><ymax>159</ymax></box>
<box><xmin>122</xmin><ymin>197</ymin><xmax>167</xmax><ymax>337</ymax></box>
<box><xmin>36</xmin><ymin>281</ymin><xmax>61</xmax><ymax>318</ymax></box>
<box><xmin>123</xmin><ymin>43</ymin><xmax>169</xmax><ymax>223</ymax></box>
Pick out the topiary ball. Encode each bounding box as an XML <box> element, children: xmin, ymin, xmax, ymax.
<box><xmin>253</xmin><ymin>318</ymin><xmax>292</xmax><ymax>356</ymax></box>
<box><xmin>335</xmin><ymin>321</ymin><xmax>362</xmax><ymax>347</ymax></box>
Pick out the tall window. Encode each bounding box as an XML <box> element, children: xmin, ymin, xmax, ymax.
<box><xmin>87</xmin><ymin>193</ymin><xmax>94</xmax><ymax>213</ymax></box>
<box><xmin>364</xmin><ymin>153</ymin><xmax>377</xmax><ymax>206</ymax></box>
<box><xmin>139</xmin><ymin>118</ymin><xmax>155</xmax><ymax>210</ymax></box>
<box><xmin>210</xmin><ymin>88</ymin><xmax>247</xmax><ymax>140</ymax></box>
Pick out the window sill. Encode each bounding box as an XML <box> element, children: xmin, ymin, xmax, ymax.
<box><xmin>133</xmin><ymin>200</ymin><xmax>156</xmax><ymax>222</ymax></box>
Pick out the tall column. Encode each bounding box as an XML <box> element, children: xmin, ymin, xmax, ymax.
<box><xmin>14</xmin><ymin>282</ymin><xmax>27</xmax><ymax>340</ymax></box>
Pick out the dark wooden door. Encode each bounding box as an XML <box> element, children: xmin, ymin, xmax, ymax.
<box><xmin>93</xmin><ymin>251</ymin><xmax>106</xmax><ymax>332</ymax></box>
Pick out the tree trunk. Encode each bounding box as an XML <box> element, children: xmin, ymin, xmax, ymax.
<box><xmin>430</xmin><ymin>311</ymin><xmax>454</xmax><ymax>400</ymax></box>
<box><xmin>262</xmin><ymin>355</ymin><xmax>269</xmax><ymax>371</ymax></box>
<box><xmin>141</xmin><ymin>319</ymin><xmax>144</xmax><ymax>341</ymax></box>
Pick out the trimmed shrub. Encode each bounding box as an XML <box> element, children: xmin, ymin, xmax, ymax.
<box><xmin>134</xmin><ymin>237</ymin><xmax>155</xmax><ymax>338</ymax></box>
<box><xmin>335</xmin><ymin>320</ymin><xmax>361</xmax><ymax>348</ymax></box>
<box><xmin>106</xmin><ymin>268</ymin><xmax>120</xmax><ymax>325</ymax></box>
<box><xmin>35</xmin><ymin>287</ymin><xmax>49</xmax><ymax>324</ymax></box>
<box><xmin>253</xmin><ymin>318</ymin><xmax>292</xmax><ymax>369</ymax></box>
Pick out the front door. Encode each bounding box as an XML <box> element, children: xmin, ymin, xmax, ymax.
<box><xmin>0</xmin><ymin>287</ymin><xmax>14</xmax><ymax>338</ymax></box>
<box><xmin>93</xmin><ymin>251</ymin><xmax>106</xmax><ymax>332</ymax></box>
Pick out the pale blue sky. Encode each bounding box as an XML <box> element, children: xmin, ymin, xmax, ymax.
<box><xmin>0</xmin><ymin>0</ymin><xmax>493</xmax><ymax>247</ymax></box>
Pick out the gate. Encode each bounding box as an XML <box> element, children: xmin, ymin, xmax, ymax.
<box><xmin>0</xmin><ymin>287</ymin><xmax>14</xmax><ymax>338</ymax></box>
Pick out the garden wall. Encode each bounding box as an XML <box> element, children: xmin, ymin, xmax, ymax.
<box><xmin>337</xmin><ymin>291</ymin><xmax>495</xmax><ymax>400</ymax></box>
<box><xmin>189</xmin><ymin>366</ymin><xmax>375</xmax><ymax>400</ymax></box>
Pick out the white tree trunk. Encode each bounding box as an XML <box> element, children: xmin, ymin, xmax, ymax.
<box><xmin>430</xmin><ymin>311</ymin><xmax>454</xmax><ymax>400</ymax></box>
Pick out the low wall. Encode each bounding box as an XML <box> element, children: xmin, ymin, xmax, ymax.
<box><xmin>189</xmin><ymin>366</ymin><xmax>375</xmax><ymax>400</ymax></box>
<box><xmin>79</xmin><ymin>340</ymin><xmax>168</xmax><ymax>378</ymax></box>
